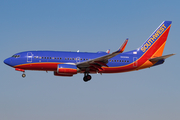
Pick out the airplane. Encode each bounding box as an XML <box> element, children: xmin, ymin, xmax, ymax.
<box><xmin>4</xmin><ymin>21</ymin><xmax>175</xmax><ymax>82</ymax></box>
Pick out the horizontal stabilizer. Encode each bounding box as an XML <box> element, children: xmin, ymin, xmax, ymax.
<box><xmin>149</xmin><ymin>54</ymin><xmax>175</xmax><ymax>62</ymax></box>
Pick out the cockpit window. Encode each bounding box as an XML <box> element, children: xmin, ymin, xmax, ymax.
<box><xmin>12</xmin><ymin>55</ymin><xmax>20</xmax><ymax>58</ymax></box>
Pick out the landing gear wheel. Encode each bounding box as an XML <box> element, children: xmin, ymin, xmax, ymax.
<box><xmin>86</xmin><ymin>75</ymin><xmax>91</xmax><ymax>80</ymax></box>
<box><xmin>83</xmin><ymin>73</ymin><xmax>92</xmax><ymax>82</ymax></box>
<box><xmin>83</xmin><ymin>76</ymin><xmax>87</xmax><ymax>82</ymax></box>
<box><xmin>22</xmin><ymin>73</ymin><xmax>26</xmax><ymax>78</ymax></box>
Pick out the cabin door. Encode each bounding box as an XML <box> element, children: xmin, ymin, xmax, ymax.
<box><xmin>27</xmin><ymin>52</ymin><xmax>33</xmax><ymax>62</ymax></box>
<box><xmin>133</xmin><ymin>57</ymin><xmax>138</xmax><ymax>67</ymax></box>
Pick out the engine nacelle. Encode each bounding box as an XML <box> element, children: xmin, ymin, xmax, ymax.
<box><xmin>57</xmin><ymin>64</ymin><xmax>80</xmax><ymax>74</ymax></box>
<box><xmin>54</xmin><ymin>71</ymin><xmax>74</xmax><ymax>77</ymax></box>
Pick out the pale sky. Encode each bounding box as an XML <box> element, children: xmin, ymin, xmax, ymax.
<box><xmin>0</xmin><ymin>0</ymin><xmax>180</xmax><ymax>120</ymax></box>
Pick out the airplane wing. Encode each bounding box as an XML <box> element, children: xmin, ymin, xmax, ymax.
<box><xmin>76</xmin><ymin>39</ymin><xmax>128</xmax><ymax>71</ymax></box>
<box><xmin>149</xmin><ymin>54</ymin><xmax>175</xmax><ymax>62</ymax></box>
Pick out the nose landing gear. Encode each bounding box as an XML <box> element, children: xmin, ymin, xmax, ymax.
<box><xmin>15</xmin><ymin>68</ymin><xmax>26</xmax><ymax>78</ymax></box>
<box><xmin>83</xmin><ymin>73</ymin><xmax>92</xmax><ymax>82</ymax></box>
<box><xmin>22</xmin><ymin>73</ymin><xmax>26</xmax><ymax>78</ymax></box>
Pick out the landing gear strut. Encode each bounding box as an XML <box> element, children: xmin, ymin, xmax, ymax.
<box><xmin>83</xmin><ymin>73</ymin><xmax>92</xmax><ymax>82</ymax></box>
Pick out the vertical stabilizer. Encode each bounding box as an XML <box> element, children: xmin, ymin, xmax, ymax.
<box><xmin>137</xmin><ymin>21</ymin><xmax>172</xmax><ymax>58</ymax></box>
<box><xmin>135</xmin><ymin>21</ymin><xmax>172</xmax><ymax>70</ymax></box>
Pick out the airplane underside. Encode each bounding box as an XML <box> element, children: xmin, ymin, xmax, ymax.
<box><xmin>13</xmin><ymin>61</ymin><xmax>154</xmax><ymax>82</ymax></box>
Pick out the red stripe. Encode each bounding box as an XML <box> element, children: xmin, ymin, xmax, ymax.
<box><xmin>14</xmin><ymin>62</ymin><xmax>60</xmax><ymax>71</ymax></box>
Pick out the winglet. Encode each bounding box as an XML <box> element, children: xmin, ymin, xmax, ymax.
<box><xmin>116</xmin><ymin>38</ymin><xmax>128</xmax><ymax>53</ymax></box>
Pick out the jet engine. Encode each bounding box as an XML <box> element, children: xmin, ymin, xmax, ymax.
<box><xmin>54</xmin><ymin>64</ymin><xmax>80</xmax><ymax>77</ymax></box>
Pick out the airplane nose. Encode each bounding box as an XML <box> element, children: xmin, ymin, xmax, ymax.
<box><xmin>4</xmin><ymin>58</ymin><xmax>12</xmax><ymax>66</ymax></box>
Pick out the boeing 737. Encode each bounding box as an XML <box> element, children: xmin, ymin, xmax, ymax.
<box><xmin>4</xmin><ymin>21</ymin><xmax>175</xmax><ymax>82</ymax></box>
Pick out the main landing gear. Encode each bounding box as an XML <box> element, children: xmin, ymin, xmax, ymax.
<box><xmin>83</xmin><ymin>73</ymin><xmax>92</xmax><ymax>82</ymax></box>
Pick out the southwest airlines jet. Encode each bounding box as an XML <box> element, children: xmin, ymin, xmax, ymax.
<box><xmin>4</xmin><ymin>21</ymin><xmax>175</xmax><ymax>82</ymax></box>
